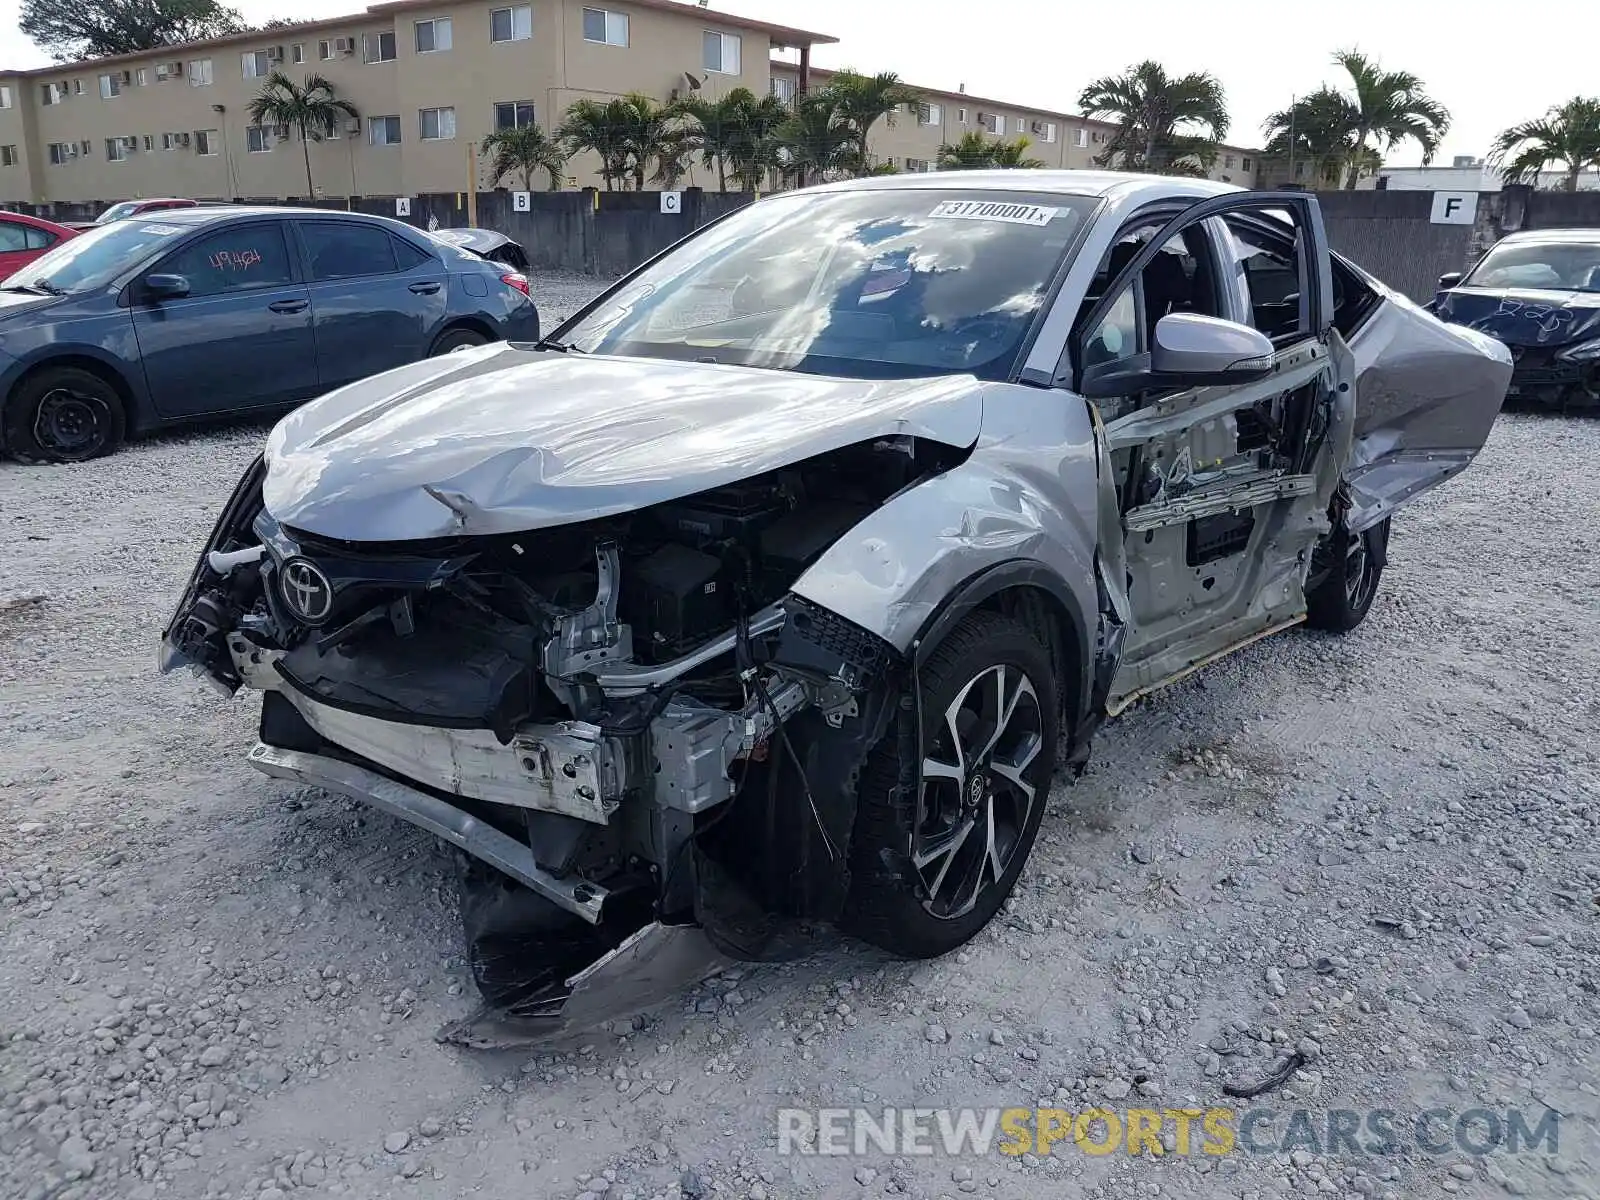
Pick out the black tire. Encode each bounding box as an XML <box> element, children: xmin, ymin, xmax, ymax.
<box><xmin>1305</xmin><ymin>517</ymin><xmax>1390</xmax><ymax>633</ymax></box>
<box><xmin>843</xmin><ymin>611</ymin><xmax>1058</xmax><ymax>959</ymax></box>
<box><xmin>3</xmin><ymin>365</ymin><xmax>127</xmax><ymax>464</ymax></box>
<box><xmin>430</xmin><ymin>327</ymin><xmax>490</xmax><ymax>356</ymax></box>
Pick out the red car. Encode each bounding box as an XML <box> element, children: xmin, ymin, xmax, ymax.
<box><xmin>0</xmin><ymin>212</ymin><xmax>77</xmax><ymax>281</ymax></box>
<box><xmin>67</xmin><ymin>198</ymin><xmax>200</xmax><ymax>232</ymax></box>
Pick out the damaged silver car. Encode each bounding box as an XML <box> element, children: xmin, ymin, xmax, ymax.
<box><xmin>161</xmin><ymin>173</ymin><xmax>1510</xmax><ymax>1035</ymax></box>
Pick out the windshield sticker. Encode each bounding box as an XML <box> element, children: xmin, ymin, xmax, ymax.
<box><xmin>138</xmin><ymin>223</ymin><xmax>185</xmax><ymax>236</ymax></box>
<box><xmin>928</xmin><ymin>200</ymin><xmax>1059</xmax><ymax>226</ymax></box>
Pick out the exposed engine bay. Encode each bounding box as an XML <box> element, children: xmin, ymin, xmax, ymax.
<box><xmin>164</xmin><ymin>436</ymin><xmax>963</xmax><ymax>1031</ymax></box>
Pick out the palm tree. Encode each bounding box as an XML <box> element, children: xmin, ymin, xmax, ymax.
<box><xmin>1490</xmin><ymin>97</ymin><xmax>1600</xmax><ymax>193</ymax></box>
<box><xmin>1328</xmin><ymin>49</ymin><xmax>1450</xmax><ymax>188</ymax></box>
<box><xmin>247</xmin><ymin>72</ymin><xmax>359</xmax><ymax>198</ymax></box>
<box><xmin>820</xmin><ymin>69</ymin><xmax>921</xmax><ymax>175</ymax></box>
<box><xmin>991</xmin><ymin>137</ymin><xmax>1045</xmax><ymax>169</ymax></box>
<box><xmin>678</xmin><ymin>89</ymin><xmax>749</xmax><ymax>191</ymax></box>
<box><xmin>937</xmin><ymin>131</ymin><xmax>998</xmax><ymax>170</ymax></box>
<box><xmin>480</xmin><ymin>123</ymin><xmax>569</xmax><ymax>191</ymax></box>
<box><xmin>775</xmin><ymin>91</ymin><xmax>856</xmax><ymax>187</ymax></box>
<box><xmin>1261</xmin><ymin>87</ymin><xmax>1363</xmax><ymax>187</ymax></box>
<box><xmin>559</xmin><ymin>98</ymin><xmax>633</xmax><ymax>190</ymax></box>
<box><xmin>725</xmin><ymin>92</ymin><xmax>791</xmax><ymax>191</ymax></box>
<box><xmin>1078</xmin><ymin>61</ymin><xmax>1229</xmax><ymax>175</ymax></box>
<box><xmin>608</xmin><ymin>92</ymin><xmax>684</xmax><ymax>191</ymax></box>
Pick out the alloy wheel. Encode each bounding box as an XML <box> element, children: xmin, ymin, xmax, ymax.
<box><xmin>912</xmin><ymin>663</ymin><xmax>1044</xmax><ymax>920</ymax></box>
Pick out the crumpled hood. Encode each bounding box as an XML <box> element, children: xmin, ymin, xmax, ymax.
<box><xmin>264</xmin><ymin>345</ymin><xmax>985</xmax><ymax>542</ymax></box>
<box><xmin>1430</xmin><ymin>286</ymin><xmax>1600</xmax><ymax>348</ymax></box>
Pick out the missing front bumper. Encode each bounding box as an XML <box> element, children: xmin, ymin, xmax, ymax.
<box><xmin>246</xmin><ymin>741</ymin><xmax>608</xmax><ymax>924</ymax></box>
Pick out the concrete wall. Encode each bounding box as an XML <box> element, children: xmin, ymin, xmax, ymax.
<box><xmin>1313</xmin><ymin>186</ymin><xmax>1600</xmax><ymax>303</ymax></box>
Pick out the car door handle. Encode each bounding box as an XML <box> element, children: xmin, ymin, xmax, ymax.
<box><xmin>268</xmin><ymin>298</ymin><xmax>309</xmax><ymax>313</ymax></box>
<box><xmin>409</xmin><ymin>282</ymin><xmax>442</xmax><ymax>295</ymax></box>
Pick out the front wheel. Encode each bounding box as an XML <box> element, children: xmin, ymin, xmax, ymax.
<box><xmin>843</xmin><ymin>611</ymin><xmax>1058</xmax><ymax>959</ymax></box>
<box><xmin>1305</xmin><ymin>517</ymin><xmax>1390</xmax><ymax>633</ymax></box>
<box><xmin>3</xmin><ymin>366</ymin><xmax>127</xmax><ymax>464</ymax></box>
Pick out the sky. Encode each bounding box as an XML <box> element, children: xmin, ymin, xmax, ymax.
<box><xmin>0</xmin><ymin>0</ymin><xmax>1593</xmax><ymax>163</ymax></box>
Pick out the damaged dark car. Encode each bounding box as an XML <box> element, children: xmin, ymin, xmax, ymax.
<box><xmin>1430</xmin><ymin>228</ymin><xmax>1600</xmax><ymax>408</ymax></box>
<box><xmin>162</xmin><ymin>174</ymin><xmax>1511</xmax><ymax>1038</ymax></box>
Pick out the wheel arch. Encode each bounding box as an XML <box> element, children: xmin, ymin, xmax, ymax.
<box><xmin>430</xmin><ymin>317</ymin><xmax>498</xmax><ymax>353</ymax></box>
<box><xmin>910</xmin><ymin>559</ymin><xmax>1092</xmax><ymax>740</ymax></box>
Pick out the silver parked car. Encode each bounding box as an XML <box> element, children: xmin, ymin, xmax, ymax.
<box><xmin>162</xmin><ymin>173</ymin><xmax>1510</xmax><ymax>1030</ymax></box>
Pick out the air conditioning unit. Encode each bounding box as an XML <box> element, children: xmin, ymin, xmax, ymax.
<box><xmin>345</xmin><ymin>117</ymin><xmax>362</xmax><ymax>135</ymax></box>
<box><xmin>79</xmin><ymin>139</ymin><xmax>91</xmax><ymax>154</ymax></box>
<box><xmin>267</xmin><ymin>46</ymin><xmax>284</xmax><ymax>61</ymax></box>
<box><xmin>1030</xmin><ymin>120</ymin><xmax>1044</xmax><ymax>134</ymax></box>
<box><xmin>335</xmin><ymin>37</ymin><xmax>355</xmax><ymax>55</ymax></box>
<box><xmin>118</xmin><ymin>70</ymin><xmax>133</xmax><ymax>85</ymax></box>
<box><xmin>170</xmin><ymin>61</ymin><xmax>184</xmax><ymax>76</ymax></box>
<box><xmin>122</xmin><ymin>135</ymin><xmax>138</xmax><ymax>150</ymax></box>
<box><xmin>177</xmin><ymin>132</ymin><xmax>191</xmax><ymax>147</ymax></box>
<box><xmin>273</xmin><ymin>124</ymin><xmax>291</xmax><ymax>140</ymax></box>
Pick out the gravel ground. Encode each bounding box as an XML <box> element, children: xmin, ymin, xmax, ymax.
<box><xmin>2</xmin><ymin>273</ymin><xmax>1598</xmax><ymax>1200</ymax></box>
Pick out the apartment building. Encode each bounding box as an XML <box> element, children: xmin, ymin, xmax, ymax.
<box><xmin>768</xmin><ymin>64</ymin><xmax>1260</xmax><ymax>189</ymax></box>
<box><xmin>0</xmin><ymin>0</ymin><xmax>834</xmax><ymax>204</ymax></box>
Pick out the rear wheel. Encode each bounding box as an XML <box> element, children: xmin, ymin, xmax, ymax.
<box><xmin>843</xmin><ymin>611</ymin><xmax>1058</xmax><ymax>959</ymax></box>
<box><xmin>1305</xmin><ymin>517</ymin><xmax>1390</xmax><ymax>632</ymax></box>
<box><xmin>430</xmin><ymin>327</ymin><xmax>490</xmax><ymax>356</ymax></box>
<box><xmin>4</xmin><ymin>365</ymin><xmax>126</xmax><ymax>463</ymax></box>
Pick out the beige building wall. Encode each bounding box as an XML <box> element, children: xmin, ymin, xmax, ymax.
<box><xmin>0</xmin><ymin>0</ymin><xmax>822</xmax><ymax>204</ymax></box>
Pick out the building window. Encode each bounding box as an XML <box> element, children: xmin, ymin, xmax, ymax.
<box><xmin>0</xmin><ymin>85</ymin><xmax>10</xmax><ymax>108</ymax></box>
<box><xmin>291</xmin><ymin>43</ymin><xmax>305</xmax><ymax>63</ymax></box>
<box><xmin>494</xmin><ymin>100</ymin><xmax>536</xmax><ymax>130</ymax></box>
<box><xmin>1224</xmin><ymin>154</ymin><xmax>1236</xmax><ymax>169</ymax></box>
<box><xmin>48</xmin><ymin>142</ymin><xmax>77</xmax><ymax>164</ymax></box>
<box><xmin>1241</xmin><ymin>156</ymin><xmax>1253</xmax><ymax>171</ymax></box>
<box><xmin>1073</xmin><ymin>127</ymin><xmax>1088</xmax><ymax>148</ymax></box>
<box><xmin>243</xmin><ymin>51</ymin><xmax>269</xmax><ymax>78</ymax></box>
<box><xmin>1</xmin><ymin>146</ymin><xmax>18</xmax><ymax>166</ymax></box>
<box><xmin>1042</xmin><ymin>122</ymin><xmax>1057</xmax><ymax>144</ymax></box>
<box><xmin>582</xmin><ymin>8</ymin><xmax>629</xmax><ymax>46</ymax></box>
<box><xmin>143</xmin><ymin>134</ymin><xmax>155</xmax><ymax>150</ymax></box>
<box><xmin>188</xmin><ymin>59</ymin><xmax>213</xmax><ymax>86</ymax></box>
<box><xmin>770</xmin><ymin>77</ymin><xmax>796</xmax><ymax>103</ymax></box>
<box><xmin>364</xmin><ymin>32</ymin><xmax>397</xmax><ymax>63</ymax></box>
<box><xmin>135</xmin><ymin>68</ymin><xmax>148</xmax><ymax>86</ymax></box>
<box><xmin>956</xmin><ymin>107</ymin><xmax>967</xmax><ymax>124</ymax></box>
<box><xmin>246</xmin><ymin>125</ymin><xmax>275</xmax><ymax>153</ymax></box>
<box><xmin>197</xmin><ymin>129</ymin><xmax>219</xmax><ymax>155</ymax></box>
<box><xmin>918</xmin><ymin>102</ymin><xmax>942</xmax><ymax>128</ymax></box>
<box><xmin>369</xmin><ymin>115</ymin><xmax>402</xmax><ymax>146</ymax></box>
<box><xmin>100</xmin><ymin>73</ymin><xmax>122</xmax><ymax>99</ymax></box>
<box><xmin>702</xmin><ymin>31</ymin><xmax>740</xmax><ymax>74</ymax></box>
<box><xmin>419</xmin><ymin>107</ymin><xmax>456</xmax><ymax>140</ymax></box>
<box><xmin>105</xmin><ymin>137</ymin><xmax>128</xmax><ymax>162</ymax></box>
<box><xmin>415</xmin><ymin>18</ymin><xmax>452</xmax><ymax>53</ymax></box>
<box><xmin>1014</xmin><ymin>117</ymin><xmax>1026</xmax><ymax>134</ymax></box>
<box><xmin>74</xmin><ymin>80</ymin><xmax>84</xmax><ymax>95</ymax></box>
<box><xmin>978</xmin><ymin>112</ymin><xmax>1000</xmax><ymax>135</ymax></box>
<box><xmin>490</xmin><ymin>5</ymin><xmax>532</xmax><ymax>42</ymax></box>
<box><xmin>318</xmin><ymin>40</ymin><xmax>333</xmax><ymax>60</ymax></box>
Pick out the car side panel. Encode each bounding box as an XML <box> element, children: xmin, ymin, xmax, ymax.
<box><xmin>0</xmin><ymin>297</ymin><xmax>150</xmax><ymax>424</ymax></box>
<box><xmin>791</xmin><ymin>379</ymin><xmax>1101</xmax><ymax>714</ymax></box>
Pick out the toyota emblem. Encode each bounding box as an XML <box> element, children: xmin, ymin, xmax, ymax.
<box><xmin>280</xmin><ymin>557</ymin><xmax>333</xmax><ymax>623</ymax></box>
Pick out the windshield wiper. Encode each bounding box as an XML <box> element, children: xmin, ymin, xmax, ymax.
<box><xmin>533</xmin><ymin>338</ymin><xmax>585</xmax><ymax>353</ymax></box>
<box><xmin>4</xmin><ymin>280</ymin><xmax>64</xmax><ymax>296</ymax></box>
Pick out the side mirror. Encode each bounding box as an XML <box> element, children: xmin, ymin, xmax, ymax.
<box><xmin>1080</xmin><ymin>313</ymin><xmax>1275</xmax><ymax>398</ymax></box>
<box><xmin>1437</xmin><ymin>271</ymin><xmax>1463</xmax><ymax>289</ymax></box>
<box><xmin>144</xmin><ymin>273</ymin><xmax>190</xmax><ymax>301</ymax></box>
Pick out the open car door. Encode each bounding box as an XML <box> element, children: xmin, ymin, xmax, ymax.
<box><xmin>1064</xmin><ymin>192</ymin><xmax>1356</xmax><ymax>715</ymax></box>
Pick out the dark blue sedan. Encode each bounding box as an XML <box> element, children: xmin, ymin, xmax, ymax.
<box><xmin>0</xmin><ymin>207</ymin><xmax>540</xmax><ymax>462</ymax></box>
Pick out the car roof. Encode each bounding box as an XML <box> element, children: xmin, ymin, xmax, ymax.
<box><xmin>797</xmin><ymin>168</ymin><xmax>1242</xmax><ymax>203</ymax></box>
<box><xmin>133</xmin><ymin>205</ymin><xmax>423</xmax><ymax>236</ymax></box>
<box><xmin>1497</xmin><ymin>228</ymin><xmax>1600</xmax><ymax>245</ymax></box>
<box><xmin>0</xmin><ymin>210</ymin><xmax>75</xmax><ymax>231</ymax></box>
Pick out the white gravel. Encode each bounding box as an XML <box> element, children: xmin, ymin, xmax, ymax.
<box><xmin>2</xmin><ymin>273</ymin><xmax>1598</xmax><ymax>1200</ymax></box>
